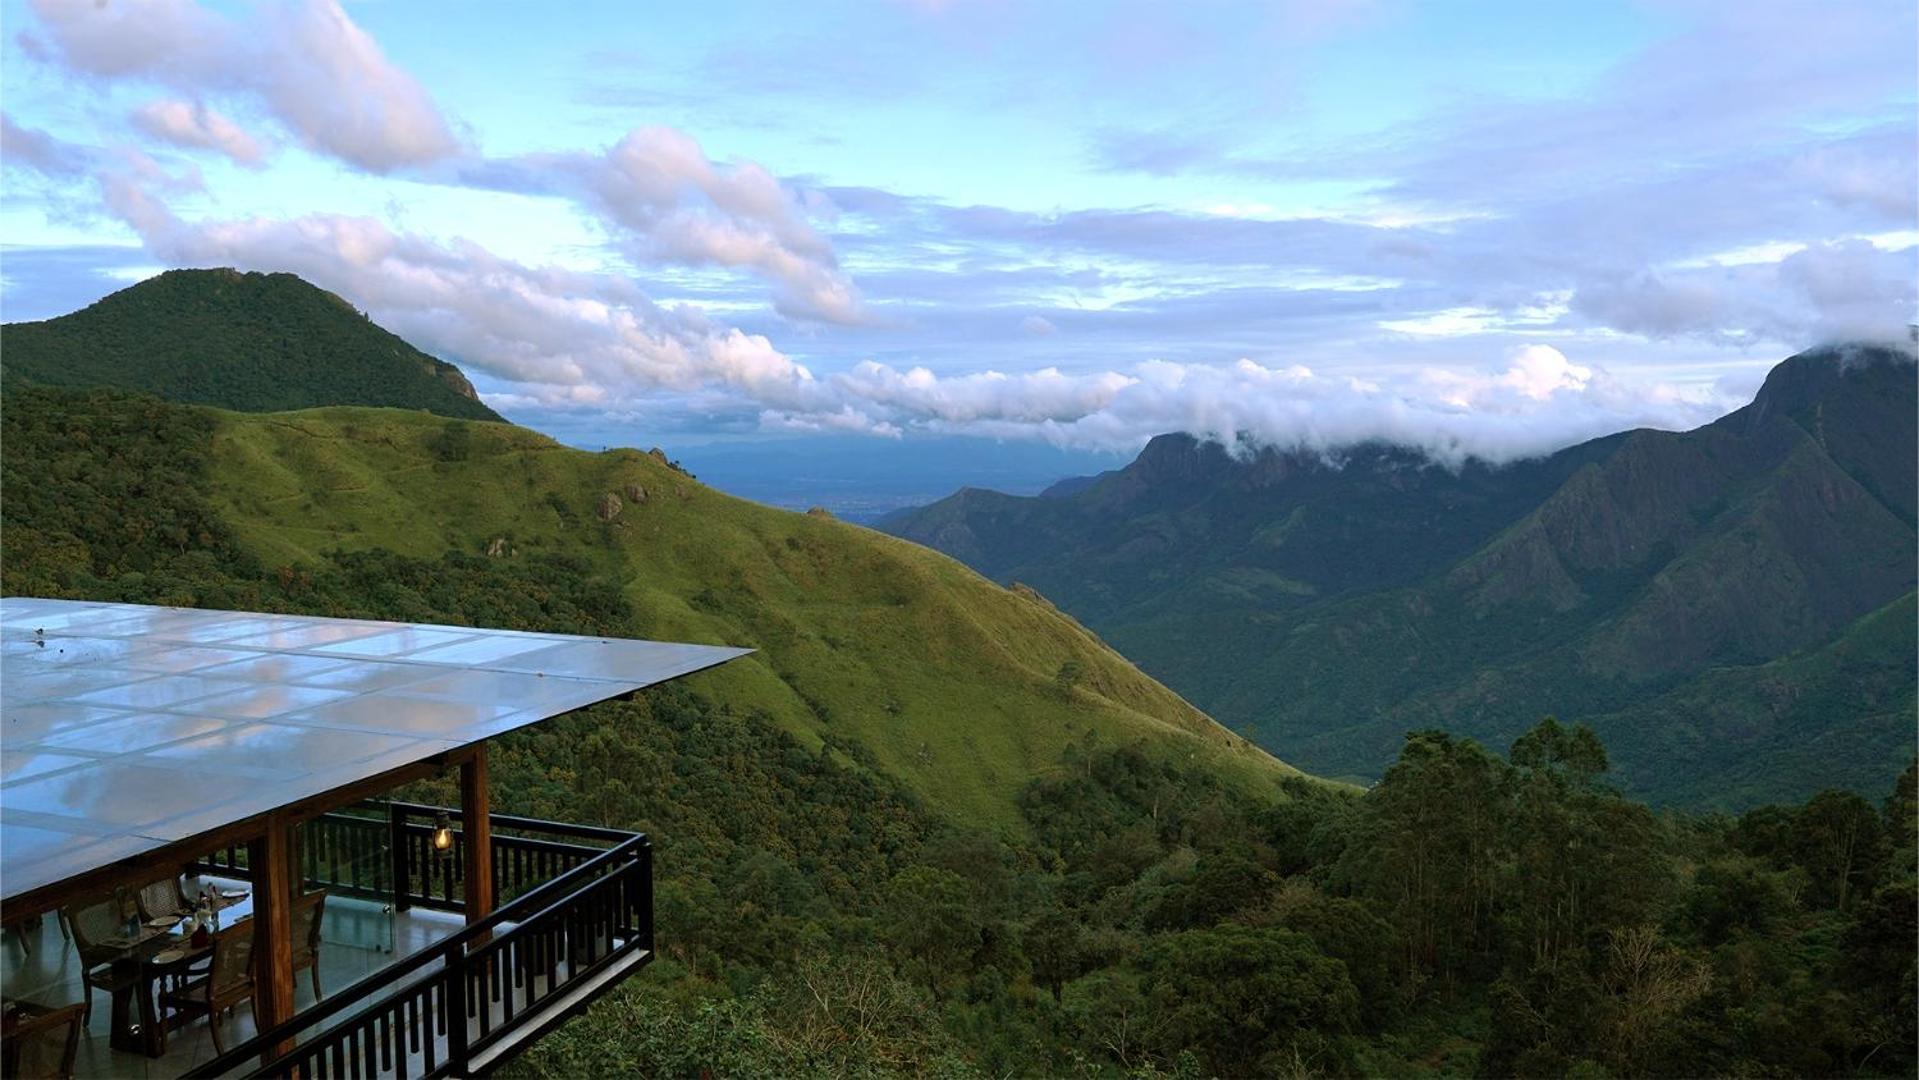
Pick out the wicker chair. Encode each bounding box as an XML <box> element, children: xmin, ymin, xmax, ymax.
<box><xmin>1</xmin><ymin>1001</ymin><xmax>85</xmax><ymax>1080</ymax></box>
<box><xmin>134</xmin><ymin>876</ymin><xmax>192</xmax><ymax>925</ymax></box>
<box><xmin>159</xmin><ymin>923</ymin><xmax>255</xmax><ymax>1056</ymax></box>
<box><xmin>60</xmin><ymin>900</ymin><xmax>132</xmax><ymax>1030</ymax></box>
<box><xmin>289</xmin><ymin>891</ymin><xmax>328</xmax><ymax>1000</ymax></box>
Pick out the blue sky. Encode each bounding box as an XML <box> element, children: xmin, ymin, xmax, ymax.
<box><xmin>3</xmin><ymin>0</ymin><xmax>1914</xmax><ymax>463</ymax></box>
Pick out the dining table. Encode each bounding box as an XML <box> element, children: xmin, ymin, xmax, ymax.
<box><xmin>100</xmin><ymin>885</ymin><xmax>253</xmax><ymax>1058</ymax></box>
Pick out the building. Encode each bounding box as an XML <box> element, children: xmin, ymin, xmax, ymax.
<box><xmin>0</xmin><ymin>597</ymin><xmax>749</xmax><ymax>1077</ymax></box>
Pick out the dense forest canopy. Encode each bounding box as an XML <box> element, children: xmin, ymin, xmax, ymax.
<box><xmin>3</xmin><ymin>382</ymin><xmax>1913</xmax><ymax>1077</ymax></box>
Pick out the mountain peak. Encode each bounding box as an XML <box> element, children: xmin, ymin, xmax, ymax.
<box><xmin>1739</xmin><ymin>341</ymin><xmax>1917</xmax><ymax>429</ymax></box>
<box><xmin>2</xmin><ymin>268</ymin><xmax>503</xmax><ymax>422</ymax></box>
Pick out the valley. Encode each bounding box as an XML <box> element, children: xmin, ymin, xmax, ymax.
<box><xmin>883</xmin><ymin>345</ymin><xmax>1919</xmax><ymax>808</ymax></box>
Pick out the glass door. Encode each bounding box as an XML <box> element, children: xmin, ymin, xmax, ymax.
<box><xmin>293</xmin><ymin>798</ymin><xmax>397</xmax><ymax>993</ymax></box>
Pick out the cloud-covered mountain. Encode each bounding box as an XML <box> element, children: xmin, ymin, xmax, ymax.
<box><xmin>882</xmin><ymin>344</ymin><xmax>1919</xmax><ymax>808</ymax></box>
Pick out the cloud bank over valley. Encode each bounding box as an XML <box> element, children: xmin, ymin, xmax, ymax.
<box><xmin>3</xmin><ymin>0</ymin><xmax>1913</xmax><ymax>465</ymax></box>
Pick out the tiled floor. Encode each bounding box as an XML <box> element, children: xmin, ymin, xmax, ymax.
<box><xmin>1</xmin><ymin>878</ymin><xmax>465</xmax><ymax>1079</ymax></box>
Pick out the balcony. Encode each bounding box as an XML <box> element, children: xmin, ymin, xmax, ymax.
<box><xmin>4</xmin><ymin>804</ymin><xmax>651</xmax><ymax>1078</ymax></box>
<box><xmin>185</xmin><ymin>804</ymin><xmax>652</xmax><ymax>1078</ymax></box>
<box><xmin>0</xmin><ymin>599</ymin><xmax>747</xmax><ymax>1079</ymax></box>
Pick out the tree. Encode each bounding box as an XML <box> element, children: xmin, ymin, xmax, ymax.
<box><xmin>1062</xmin><ymin>969</ymin><xmax>1159</xmax><ymax>1070</ymax></box>
<box><xmin>878</xmin><ymin>866</ymin><xmax>984</xmax><ymax>980</ymax></box>
<box><xmin>1791</xmin><ymin>790</ymin><xmax>1887</xmax><ymax>911</ymax></box>
<box><xmin>768</xmin><ymin>950</ymin><xmax>942</xmax><ymax>1072</ymax></box>
<box><xmin>1510</xmin><ymin>716</ymin><xmax>1609</xmax><ymax>781</ymax></box>
<box><xmin>1022</xmin><ymin>906</ymin><xmax>1082</xmax><ymax>1002</ymax></box>
<box><xmin>1597</xmin><ymin>925</ymin><xmax>1712</xmax><ymax>1073</ymax></box>
<box><xmin>1146</xmin><ymin>848</ymin><xmax>1280</xmax><ymax>931</ymax></box>
<box><xmin>1885</xmin><ymin>756</ymin><xmax>1917</xmax><ymax>875</ymax></box>
<box><xmin>1138</xmin><ymin>926</ymin><xmax>1358</xmax><ymax>1076</ymax></box>
<box><xmin>1273</xmin><ymin>891</ymin><xmax>1399</xmax><ymax>1024</ymax></box>
<box><xmin>1338</xmin><ymin>730</ymin><xmax>1507</xmax><ymax>985</ymax></box>
<box><xmin>1506</xmin><ymin>719</ymin><xmax>1667</xmax><ymax>976</ymax></box>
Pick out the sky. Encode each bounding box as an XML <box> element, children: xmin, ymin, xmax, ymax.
<box><xmin>2</xmin><ymin>0</ymin><xmax>1914</xmax><ymax>467</ymax></box>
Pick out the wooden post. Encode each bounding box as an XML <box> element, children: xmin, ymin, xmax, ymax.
<box><xmin>388</xmin><ymin>802</ymin><xmax>413</xmax><ymax>912</ymax></box>
<box><xmin>247</xmin><ymin>813</ymin><xmax>298</xmax><ymax>1066</ymax></box>
<box><xmin>460</xmin><ymin>747</ymin><xmax>494</xmax><ymax>926</ymax></box>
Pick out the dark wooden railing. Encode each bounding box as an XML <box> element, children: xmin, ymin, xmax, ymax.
<box><xmin>387</xmin><ymin>803</ymin><xmax>615</xmax><ymax>912</ymax></box>
<box><xmin>192</xmin><ymin>802</ymin><xmax>619</xmax><ymax>913</ymax></box>
<box><xmin>182</xmin><ymin>826</ymin><xmax>652</xmax><ymax>1079</ymax></box>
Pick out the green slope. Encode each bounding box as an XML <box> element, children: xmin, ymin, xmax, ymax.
<box><xmin>6</xmin><ymin>391</ymin><xmax>1298</xmax><ymax>832</ymax></box>
<box><xmin>0</xmin><ymin>269</ymin><xmax>1303</xmax><ymax>830</ymax></box>
<box><xmin>1586</xmin><ymin>590</ymin><xmax>1918</xmax><ymax>809</ymax></box>
<box><xmin>885</xmin><ymin>346</ymin><xmax>1919</xmax><ymax>807</ymax></box>
<box><xmin>1</xmin><ymin>268</ymin><xmax>504</xmax><ymax>421</ymax></box>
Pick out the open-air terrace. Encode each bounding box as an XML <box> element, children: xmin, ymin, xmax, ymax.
<box><xmin>0</xmin><ymin>598</ymin><xmax>749</xmax><ymax>1078</ymax></box>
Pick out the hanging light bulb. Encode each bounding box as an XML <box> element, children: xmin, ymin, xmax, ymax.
<box><xmin>432</xmin><ymin>810</ymin><xmax>455</xmax><ymax>856</ymax></box>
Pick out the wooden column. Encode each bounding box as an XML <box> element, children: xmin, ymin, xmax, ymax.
<box><xmin>247</xmin><ymin>813</ymin><xmax>298</xmax><ymax>1065</ymax></box>
<box><xmin>460</xmin><ymin>746</ymin><xmax>494</xmax><ymax>925</ymax></box>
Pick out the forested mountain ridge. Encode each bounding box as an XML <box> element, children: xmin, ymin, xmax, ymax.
<box><xmin>0</xmin><ymin>285</ymin><xmax>1912</xmax><ymax>1074</ymax></box>
<box><xmin>883</xmin><ymin>344</ymin><xmax>1919</xmax><ymax>808</ymax></box>
<box><xmin>1</xmin><ymin>269</ymin><xmax>504</xmax><ymax>421</ymax></box>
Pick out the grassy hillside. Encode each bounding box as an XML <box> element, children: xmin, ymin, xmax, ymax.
<box><xmin>17</xmin><ymin>393</ymin><xmax>1294</xmax><ymax>832</ymax></box>
<box><xmin>885</xmin><ymin>346</ymin><xmax>1919</xmax><ymax>807</ymax></box>
<box><xmin>0</xmin><ymin>267</ymin><xmax>1293</xmax><ymax>826</ymax></box>
<box><xmin>5</xmin><ymin>387</ymin><xmax>1912</xmax><ymax>1079</ymax></box>
<box><xmin>1</xmin><ymin>269</ymin><xmax>504</xmax><ymax>421</ymax></box>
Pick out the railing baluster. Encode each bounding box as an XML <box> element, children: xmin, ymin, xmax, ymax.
<box><xmin>421</xmin><ymin>984</ymin><xmax>437</xmax><ymax>1074</ymax></box>
<box><xmin>444</xmin><ymin>948</ymin><xmax>469</xmax><ymax>1068</ymax></box>
<box><xmin>405</xmin><ymin>989</ymin><xmax>421</xmax><ymax>1054</ymax></box>
<box><xmin>389</xmin><ymin>1001</ymin><xmax>407</xmax><ymax>1080</ymax></box>
<box><xmin>377</xmin><ymin>1002</ymin><xmax>392</xmax><ymax>1074</ymax></box>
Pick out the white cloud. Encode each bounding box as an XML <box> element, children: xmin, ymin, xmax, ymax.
<box><xmin>1571</xmin><ymin>239</ymin><xmax>1917</xmax><ymax>345</ymax></box>
<box><xmin>92</xmin><ymin>161</ymin><xmax>1730</xmax><ymax>465</ymax></box>
<box><xmin>27</xmin><ymin>0</ymin><xmax>460</xmax><ymax>171</ymax></box>
<box><xmin>737</xmin><ymin>346</ymin><xmax>1733</xmax><ymax>466</ymax></box>
<box><xmin>132</xmin><ymin>100</ymin><xmax>267</xmax><ymax>168</ymax></box>
<box><xmin>575</xmin><ymin>127</ymin><xmax>862</xmax><ymax>324</ymax></box>
<box><xmin>1</xmin><ymin>112</ymin><xmax>90</xmax><ymax>176</ymax></box>
<box><xmin>97</xmin><ymin>170</ymin><xmax>831</xmax><ymax>409</ymax></box>
<box><xmin>23</xmin><ymin>0</ymin><xmax>861</xmax><ymax>325</ymax></box>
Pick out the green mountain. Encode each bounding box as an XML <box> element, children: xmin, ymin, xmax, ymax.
<box><xmin>204</xmin><ymin>404</ymin><xmax>1296</xmax><ymax>828</ymax></box>
<box><xmin>1</xmin><ymin>268</ymin><xmax>504</xmax><ymax>421</ymax></box>
<box><xmin>0</xmin><ymin>374</ymin><xmax>1295</xmax><ymax>836</ymax></box>
<box><xmin>883</xmin><ymin>345</ymin><xmax>1919</xmax><ymax>808</ymax></box>
<box><xmin>2</xmin><ymin>284</ymin><xmax>1911</xmax><ymax>1077</ymax></box>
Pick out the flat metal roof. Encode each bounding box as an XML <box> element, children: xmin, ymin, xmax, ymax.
<box><xmin>0</xmin><ymin>598</ymin><xmax>750</xmax><ymax>905</ymax></box>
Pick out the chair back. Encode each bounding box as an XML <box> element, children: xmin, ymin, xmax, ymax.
<box><xmin>207</xmin><ymin>924</ymin><xmax>256</xmax><ymax>1000</ymax></box>
<box><xmin>290</xmin><ymin>891</ymin><xmax>327</xmax><ymax>967</ymax></box>
<box><xmin>136</xmin><ymin>877</ymin><xmax>189</xmax><ymax>923</ymax></box>
<box><xmin>60</xmin><ymin>901</ymin><xmax>121</xmax><ymax>968</ymax></box>
<box><xmin>3</xmin><ymin>1002</ymin><xmax>84</xmax><ymax>1080</ymax></box>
